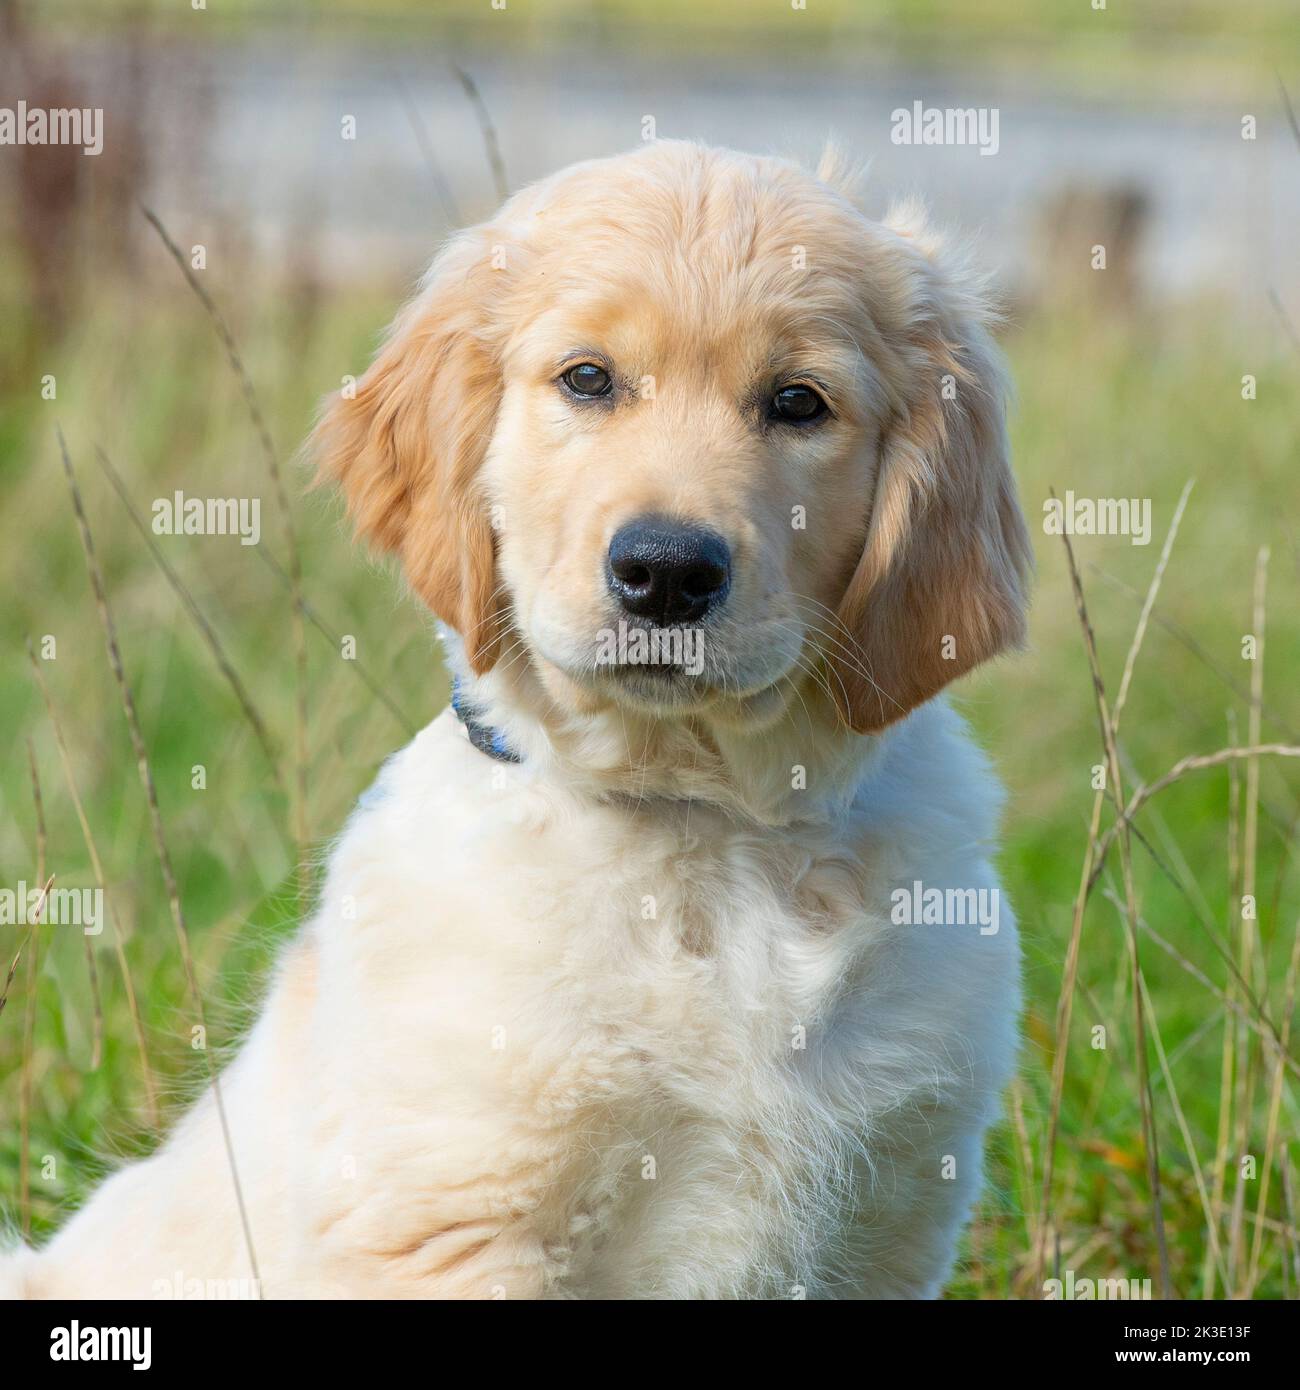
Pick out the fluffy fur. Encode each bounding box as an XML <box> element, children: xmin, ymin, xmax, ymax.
<box><xmin>6</xmin><ymin>142</ymin><xmax>1029</xmax><ymax>1299</ymax></box>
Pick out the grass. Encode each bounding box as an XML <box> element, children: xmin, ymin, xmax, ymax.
<box><xmin>23</xmin><ymin>0</ymin><xmax>1300</xmax><ymax>99</ymax></box>
<box><xmin>0</xmin><ymin>224</ymin><xmax>1297</xmax><ymax>1296</ymax></box>
<box><xmin>948</xmin><ymin>308</ymin><xmax>1300</xmax><ymax>1298</ymax></box>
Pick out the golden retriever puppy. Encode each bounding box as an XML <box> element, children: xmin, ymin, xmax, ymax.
<box><xmin>7</xmin><ymin>140</ymin><xmax>1029</xmax><ymax>1300</ymax></box>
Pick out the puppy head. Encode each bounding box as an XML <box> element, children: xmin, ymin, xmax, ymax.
<box><xmin>314</xmin><ymin>142</ymin><xmax>1029</xmax><ymax>735</ymax></box>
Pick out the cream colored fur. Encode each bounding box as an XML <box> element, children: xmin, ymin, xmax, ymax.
<box><xmin>5</xmin><ymin>142</ymin><xmax>1028</xmax><ymax>1300</ymax></box>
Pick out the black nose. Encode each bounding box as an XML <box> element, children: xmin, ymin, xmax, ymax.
<box><xmin>607</xmin><ymin>518</ymin><xmax>732</xmax><ymax>624</ymax></box>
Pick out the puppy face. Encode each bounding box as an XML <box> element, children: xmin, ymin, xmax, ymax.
<box><xmin>316</xmin><ymin>142</ymin><xmax>1030</xmax><ymax>734</ymax></box>
<box><xmin>484</xmin><ymin>182</ymin><xmax>886</xmax><ymax>726</ymax></box>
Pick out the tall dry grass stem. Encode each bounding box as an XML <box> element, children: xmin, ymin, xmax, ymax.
<box><xmin>27</xmin><ymin>638</ymin><xmax>159</xmax><ymax>1127</ymax></box>
<box><xmin>93</xmin><ymin>445</ymin><xmax>284</xmax><ymax>791</ymax></box>
<box><xmin>18</xmin><ymin>742</ymin><xmax>46</xmax><ymax>1239</ymax></box>
<box><xmin>57</xmin><ymin>427</ymin><xmax>262</xmax><ymax>1290</ymax></box>
<box><xmin>141</xmin><ymin>206</ymin><xmax>309</xmax><ymax>918</ymax></box>
<box><xmin>397</xmin><ymin>72</ymin><xmax>463</xmax><ymax>226</ymax></box>
<box><xmin>1056</xmin><ymin>503</ymin><xmax>1172</xmax><ymax>1295</ymax></box>
<box><xmin>0</xmin><ymin>876</ymin><xmax>52</xmax><ymax>1021</ymax></box>
<box><xmin>1033</xmin><ymin>481</ymin><xmax>1191</xmax><ymax>1291</ymax></box>
<box><xmin>1245</xmin><ymin>911</ymin><xmax>1300</xmax><ymax>1293</ymax></box>
<box><xmin>452</xmin><ymin>64</ymin><xmax>508</xmax><ymax>203</ymax></box>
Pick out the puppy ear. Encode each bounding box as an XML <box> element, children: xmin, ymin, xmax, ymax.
<box><xmin>830</xmin><ymin>211</ymin><xmax>1031</xmax><ymax>734</ymax></box>
<box><xmin>311</xmin><ymin>234</ymin><xmax>505</xmax><ymax>672</ymax></box>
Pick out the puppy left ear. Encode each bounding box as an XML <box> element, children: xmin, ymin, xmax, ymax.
<box><xmin>830</xmin><ymin>212</ymin><xmax>1032</xmax><ymax>733</ymax></box>
<box><xmin>310</xmin><ymin>232</ymin><xmax>506</xmax><ymax>673</ymax></box>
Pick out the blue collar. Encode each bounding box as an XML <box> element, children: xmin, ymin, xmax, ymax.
<box><xmin>451</xmin><ymin>677</ymin><xmax>520</xmax><ymax>763</ymax></box>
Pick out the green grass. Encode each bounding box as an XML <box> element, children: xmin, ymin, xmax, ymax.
<box><xmin>25</xmin><ymin>0</ymin><xmax>1300</xmax><ymax>100</ymax></box>
<box><xmin>1</xmin><ymin>250</ymin><xmax>1297</xmax><ymax>1296</ymax></box>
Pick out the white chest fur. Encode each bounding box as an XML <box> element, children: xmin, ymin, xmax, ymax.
<box><xmin>289</xmin><ymin>705</ymin><xmax>1019</xmax><ymax>1299</ymax></box>
<box><xmin>19</xmin><ymin>701</ymin><xmax>1017</xmax><ymax>1301</ymax></box>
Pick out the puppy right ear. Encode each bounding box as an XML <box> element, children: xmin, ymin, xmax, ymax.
<box><xmin>829</xmin><ymin>209</ymin><xmax>1031</xmax><ymax>733</ymax></box>
<box><xmin>311</xmin><ymin>233</ymin><xmax>505</xmax><ymax>672</ymax></box>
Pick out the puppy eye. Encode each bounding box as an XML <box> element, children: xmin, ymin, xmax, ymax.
<box><xmin>562</xmin><ymin>363</ymin><xmax>613</xmax><ymax>397</ymax></box>
<box><xmin>770</xmin><ymin>384</ymin><xmax>828</xmax><ymax>424</ymax></box>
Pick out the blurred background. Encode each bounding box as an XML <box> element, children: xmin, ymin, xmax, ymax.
<box><xmin>1</xmin><ymin>0</ymin><xmax>1298</xmax><ymax>1299</ymax></box>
